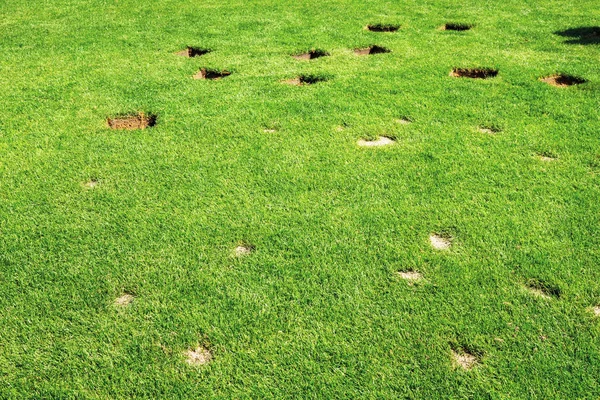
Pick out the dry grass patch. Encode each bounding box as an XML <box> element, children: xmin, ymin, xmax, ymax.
<box><xmin>194</xmin><ymin>68</ymin><xmax>231</xmax><ymax>80</ymax></box>
<box><xmin>107</xmin><ymin>112</ymin><xmax>157</xmax><ymax>130</ymax></box>
<box><xmin>357</xmin><ymin>136</ymin><xmax>395</xmax><ymax>147</ymax></box>
<box><xmin>451</xmin><ymin>68</ymin><xmax>498</xmax><ymax>79</ymax></box>
<box><xmin>354</xmin><ymin>45</ymin><xmax>391</xmax><ymax>55</ymax></box>
<box><xmin>176</xmin><ymin>47</ymin><xmax>211</xmax><ymax>57</ymax></box>
<box><xmin>185</xmin><ymin>345</ymin><xmax>213</xmax><ymax>366</ymax></box>
<box><xmin>540</xmin><ymin>74</ymin><xmax>586</xmax><ymax>87</ymax></box>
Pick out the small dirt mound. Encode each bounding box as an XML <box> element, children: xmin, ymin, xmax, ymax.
<box><xmin>452</xmin><ymin>348</ymin><xmax>479</xmax><ymax>370</ymax></box>
<box><xmin>430</xmin><ymin>233</ymin><xmax>452</xmax><ymax>250</ymax></box>
<box><xmin>441</xmin><ymin>23</ymin><xmax>472</xmax><ymax>31</ymax></box>
<box><xmin>525</xmin><ymin>279</ymin><xmax>560</xmax><ymax>299</ymax></box>
<box><xmin>354</xmin><ymin>45</ymin><xmax>391</xmax><ymax>55</ymax></box>
<box><xmin>366</xmin><ymin>24</ymin><xmax>400</xmax><ymax>32</ymax></box>
<box><xmin>451</xmin><ymin>68</ymin><xmax>498</xmax><ymax>79</ymax></box>
<box><xmin>283</xmin><ymin>75</ymin><xmax>328</xmax><ymax>86</ymax></box>
<box><xmin>398</xmin><ymin>270</ymin><xmax>423</xmax><ymax>281</ymax></box>
<box><xmin>176</xmin><ymin>47</ymin><xmax>211</xmax><ymax>57</ymax></box>
<box><xmin>107</xmin><ymin>113</ymin><xmax>156</xmax><ymax>130</ymax></box>
<box><xmin>194</xmin><ymin>68</ymin><xmax>231</xmax><ymax>80</ymax></box>
<box><xmin>185</xmin><ymin>346</ymin><xmax>213</xmax><ymax>366</ymax></box>
<box><xmin>540</xmin><ymin>74</ymin><xmax>586</xmax><ymax>87</ymax></box>
<box><xmin>293</xmin><ymin>49</ymin><xmax>329</xmax><ymax>60</ymax></box>
<box><xmin>115</xmin><ymin>293</ymin><xmax>134</xmax><ymax>306</ymax></box>
<box><xmin>357</xmin><ymin>136</ymin><xmax>395</xmax><ymax>147</ymax></box>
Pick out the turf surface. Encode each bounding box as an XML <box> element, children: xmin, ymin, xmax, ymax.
<box><xmin>1</xmin><ymin>0</ymin><xmax>599</xmax><ymax>398</ymax></box>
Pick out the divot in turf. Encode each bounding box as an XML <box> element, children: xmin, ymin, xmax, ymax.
<box><xmin>398</xmin><ymin>270</ymin><xmax>423</xmax><ymax>282</ymax></box>
<box><xmin>185</xmin><ymin>346</ymin><xmax>213</xmax><ymax>366</ymax></box>
<box><xmin>540</xmin><ymin>74</ymin><xmax>586</xmax><ymax>87</ymax></box>
<box><xmin>107</xmin><ymin>113</ymin><xmax>157</xmax><ymax>130</ymax></box>
<box><xmin>366</xmin><ymin>24</ymin><xmax>400</xmax><ymax>32</ymax></box>
<box><xmin>114</xmin><ymin>293</ymin><xmax>134</xmax><ymax>307</ymax></box>
<box><xmin>176</xmin><ymin>47</ymin><xmax>211</xmax><ymax>57</ymax></box>
<box><xmin>83</xmin><ymin>178</ymin><xmax>99</xmax><ymax>189</ymax></box>
<box><xmin>234</xmin><ymin>243</ymin><xmax>255</xmax><ymax>257</ymax></box>
<box><xmin>451</xmin><ymin>68</ymin><xmax>498</xmax><ymax>79</ymax></box>
<box><xmin>451</xmin><ymin>348</ymin><xmax>479</xmax><ymax>370</ymax></box>
<box><xmin>524</xmin><ymin>279</ymin><xmax>560</xmax><ymax>299</ymax></box>
<box><xmin>283</xmin><ymin>75</ymin><xmax>328</xmax><ymax>86</ymax></box>
<box><xmin>440</xmin><ymin>23</ymin><xmax>472</xmax><ymax>31</ymax></box>
<box><xmin>194</xmin><ymin>68</ymin><xmax>231</xmax><ymax>80</ymax></box>
<box><xmin>357</xmin><ymin>136</ymin><xmax>395</xmax><ymax>147</ymax></box>
<box><xmin>354</xmin><ymin>45</ymin><xmax>390</xmax><ymax>55</ymax></box>
<box><xmin>292</xmin><ymin>49</ymin><xmax>329</xmax><ymax>60</ymax></box>
<box><xmin>430</xmin><ymin>233</ymin><xmax>452</xmax><ymax>250</ymax></box>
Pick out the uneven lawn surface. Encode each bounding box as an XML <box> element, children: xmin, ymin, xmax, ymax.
<box><xmin>0</xmin><ymin>0</ymin><xmax>599</xmax><ymax>398</ymax></box>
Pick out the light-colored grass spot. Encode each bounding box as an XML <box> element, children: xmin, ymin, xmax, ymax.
<box><xmin>115</xmin><ymin>293</ymin><xmax>134</xmax><ymax>306</ymax></box>
<box><xmin>430</xmin><ymin>233</ymin><xmax>451</xmax><ymax>250</ymax></box>
<box><xmin>357</xmin><ymin>136</ymin><xmax>395</xmax><ymax>147</ymax></box>
<box><xmin>452</xmin><ymin>349</ymin><xmax>478</xmax><ymax>370</ymax></box>
<box><xmin>398</xmin><ymin>270</ymin><xmax>423</xmax><ymax>281</ymax></box>
<box><xmin>185</xmin><ymin>346</ymin><xmax>213</xmax><ymax>366</ymax></box>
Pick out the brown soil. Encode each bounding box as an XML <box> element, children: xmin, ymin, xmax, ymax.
<box><xmin>441</xmin><ymin>23</ymin><xmax>472</xmax><ymax>31</ymax></box>
<box><xmin>354</xmin><ymin>45</ymin><xmax>391</xmax><ymax>55</ymax></box>
<box><xmin>293</xmin><ymin>50</ymin><xmax>329</xmax><ymax>60</ymax></box>
<box><xmin>107</xmin><ymin>113</ymin><xmax>156</xmax><ymax>130</ymax></box>
<box><xmin>194</xmin><ymin>68</ymin><xmax>231</xmax><ymax>80</ymax></box>
<box><xmin>450</xmin><ymin>68</ymin><xmax>498</xmax><ymax>79</ymax></box>
<box><xmin>540</xmin><ymin>74</ymin><xmax>586</xmax><ymax>87</ymax></box>
<box><xmin>176</xmin><ymin>47</ymin><xmax>211</xmax><ymax>57</ymax></box>
<box><xmin>452</xmin><ymin>349</ymin><xmax>478</xmax><ymax>370</ymax></box>
<box><xmin>283</xmin><ymin>75</ymin><xmax>327</xmax><ymax>86</ymax></box>
<box><xmin>366</xmin><ymin>24</ymin><xmax>400</xmax><ymax>32</ymax></box>
<box><xmin>185</xmin><ymin>346</ymin><xmax>213</xmax><ymax>366</ymax></box>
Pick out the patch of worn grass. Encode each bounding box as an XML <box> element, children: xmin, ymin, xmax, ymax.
<box><xmin>0</xmin><ymin>0</ymin><xmax>599</xmax><ymax>398</ymax></box>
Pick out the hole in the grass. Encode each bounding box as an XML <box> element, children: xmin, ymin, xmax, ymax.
<box><xmin>540</xmin><ymin>74</ymin><xmax>586</xmax><ymax>87</ymax></box>
<box><xmin>84</xmin><ymin>178</ymin><xmax>99</xmax><ymax>189</ymax></box>
<box><xmin>234</xmin><ymin>242</ymin><xmax>255</xmax><ymax>257</ymax></box>
<box><xmin>176</xmin><ymin>47</ymin><xmax>211</xmax><ymax>57</ymax></box>
<box><xmin>354</xmin><ymin>45</ymin><xmax>391</xmax><ymax>55</ymax></box>
<box><xmin>264</xmin><ymin>128</ymin><xmax>277</xmax><ymax>133</ymax></box>
<box><xmin>441</xmin><ymin>23</ymin><xmax>473</xmax><ymax>31</ymax></box>
<box><xmin>537</xmin><ymin>151</ymin><xmax>558</xmax><ymax>162</ymax></box>
<box><xmin>366</xmin><ymin>24</ymin><xmax>400</xmax><ymax>32</ymax></box>
<box><xmin>451</xmin><ymin>348</ymin><xmax>479</xmax><ymax>370</ymax></box>
<box><xmin>398</xmin><ymin>270</ymin><xmax>423</xmax><ymax>281</ymax></box>
<box><xmin>357</xmin><ymin>136</ymin><xmax>395</xmax><ymax>147</ymax></box>
<box><xmin>283</xmin><ymin>74</ymin><xmax>328</xmax><ymax>86</ymax></box>
<box><xmin>593</xmin><ymin>306</ymin><xmax>600</xmax><ymax>316</ymax></box>
<box><xmin>107</xmin><ymin>113</ymin><xmax>157</xmax><ymax>130</ymax></box>
<box><xmin>185</xmin><ymin>345</ymin><xmax>213</xmax><ymax>366</ymax></box>
<box><xmin>292</xmin><ymin>49</ymin><xmax>329</xmax><ymax>60</ymax></box>
<box><xmin>478</xmin><ymin>126</ymin><xmax>500</xmax><ymax>134</ymax></box>
<box><xmin>396</xmin><ymin>117</ymin><xmax>412</xmax><ymax>125</ymax></box>
<box><xmin>525</xmin><ymin>279</ymin><xmax>560</xmax><ymax>299</ymax></box>
<box><xmin>554</xmin><ymin>27</ymin><xmax>600</xmax><ymax>45</ymax></box>
<box><xmin>194</xmin><ymin>68</ymin><xmax>231</xmax><ymax>80</ymax></box>
<box><xmin>450</xmin><ymin>68</ymin><xmax>498</xmax><ymax>79</ymax></box>
<box><xmin>115</xmin><ymin>293</ymin><xmax>134</xmax><ymax>307</ymax></box>
<box><xmin>430</xmin><ymin>233</ymin><xmax>452</xmax><ymax>250</ymax></box>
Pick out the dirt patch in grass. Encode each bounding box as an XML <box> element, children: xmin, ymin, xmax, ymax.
<box><xmin>450</xmin><ymin>68</ymin><xmax>498</xmax><ymax>79</ymax></box>
<box><xmin>396</xmin><ymin>117</ymin><xmax>412</xmax><ymax>125</ymax></box>
<box><xmin>354</xmin><ymin>45</ymin><xmax>391</xmax><ymax>55</ymax></box>
<box><xmin>554</xmin><ymin>27</ymin><xmax>600</xmax><ymax>44</ymax></box>
<box><xmin>398</xmin><ymin>270</ymin><xmax>423</xmax><ymax>281</ymax></box>
<box><xmin>540</xmin><ymin>74</ymin><xmax>586</xmax><ymax>87</ymax></box>
<box><xmin>176</xmin><ymin>47</ymin><xmax>211</xmax><ymax>57</ymax></box>
<box><xmin>194</xmin><ymin>68</ymin><xmax>231</xmax><ymax>80</ymax></box>
<box><xmin>525</xmin><ymin>279</ymin><xmax>560</xmax><ymax>299</ymax></box>
<box><xmin>185</xmin><ymin>345</ymin><xmax>213</xmax><ymax>366</ymax></box>
<box><xmin>366</xmin><ymin>24</ymin><xmax>400</xmax><ymax>32</ymax></box>
<box><xmin>537</xmin><ymin>151</ymin><xmax>558</xmax><ymax>162</ymax></box>
<box><xmin>451</xmin><ymin>348</ymin><xmax>479</xmax><ymax>370</ymax></box>
<box><xmin>593</xmin><ymin>306</ymin><xmax>600</xmax><ymax>316</ymax></box>
<box><xmin>83</xmin><ymin>178</ymin><xmax>99</xmax><ymax>188</ymax></box>
<box><xmin>430</xmin><ymin>233</ymin><xmax>452</xmax><ymax>250</ymax></box>
<box><xmin>283</xmin><ymin>74</ymin><xmax>328</xmax><ymax>86</ymax></box>
<box><xmin>293</xmin><ymin>49</ymin><xmax>329</xmax><ymax>60</ymax></box>
<box><xmin>357</xmin><ymin>136</ymin><xmax>395</xmax><ymax>147</ymax></box>
<box><xmin>441</xmin><ymin>23</ymin><xmax>472</xmax><ymax>31</ymax></box>
<box><xmin>115</xmin><ymin>293</ymin><xmax>134</xmax><ymax>306</ymax></box>
<box><xmin>107</xmin><ymin>113</ymin><xmax>157</xmax><ymax>130</ymax></box>
<box><xmin>234</xmin><ymin>242</ymin><xmax>255</xmax><ymax>257</ymax></box>
<box><xmin>478</xmin><ymin>126</ymin><xmax>500</xmax><ymax>134</ymax></box>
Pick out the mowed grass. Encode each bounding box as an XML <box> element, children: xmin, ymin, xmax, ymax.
<box><xmin>0</xmin><ymin>0</ymin><xmax>599</xmax><ymax>397</ymax></box>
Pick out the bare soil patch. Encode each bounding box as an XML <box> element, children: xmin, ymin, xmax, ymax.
<box><xmin>84</xmin><ymin>178</ymin><xmax>99</xmax><ymax>189</ymax></box>
<box><xmin>593</xmin><ymin>306</ymin><xmax>600</xmax><ymax>316</ymax></box>
<box><xmin>176</xmin><ymin>47</ymin><xmax>211</xmax><ymax>57</ymax></box>
<box><xmin>540</xmin><ymin>74</ymin><xmax>586</xmax><ymax>87</ymax></box>
<box><xmin>396</xmin><ymin>117</ymin><xmax>412</xmax><ymax>125</ymax></box>
<box><xmin>525</xmin><ymin>279</ymin><xmax>560</xmax><ymax>299</ymax></box>
<box><xmin>283</xmin><ymin>75</ymin><xmax>328</xmax><ymax>86</ymax></box>
<box><xmin>429</xmin><ymin>233</ymin><xmax>452</xmax><ymax>250</ymax></box>
<box><xmin>194</xmin><ymin>68</ymin><xmax>231</xmax><ymax>80</ymax></box>
<box><xmin>357</xmin><ymin>136</ymin><xmax>395</xmax><ymax>147</ymax></box>
<box><xmin>354</xmin><ymin>45</ymin><xmax>391</xmax><ymax>55</ymax></box>
<box><xmin>450</xmin><ymin>68</ymin><xmax>498</xmax><ymax>79</ymax></box>
<box><xmin>398</xmin><ymin>270</ymin><xmax>423</xmax><ymax>281</ymax></box>
<box><xmin>366</xmin><ymin>24</ymin><xmax>400</xmax><ymax>32</ymax></box>
<box><xmin>107</xmin><ymin>113</ymin><xmax>157</xmax><ymax>130</ymax></box>
<box><xmin>478</xmin><ymin>126</ymin><xmax>500</xmax><ymax>134</ymax></box>
<box><xmin>441</xmin><ymin>23</ymin><xmax>472</xmax><ymax>31</ymax></box>
<box><xmin>537</xmin><ymin>152</ymin><xmax>558</xmax><ymax>162</ymax></box>
<box><xmin>293</xmin><ymin>49</ymin><xmax>329</xmax><ymax>60</ymax></box>
<box><xmin>234</xmin><ymin>243</ymin><xmax>255</xmax><ymax>257</ymax></box>
<box><xmin>185</xmin><ymin>345</ymin><xmax>213</xmax><ymax>366</ymax></box>
<box><xmin>452</xmin><ymin>348</ymin><xmax>478</xmax><ymax>370</ymax></box>
<box><xmin>115</xmin><ymin>293</ymin><xmax>134</xmax><ymax>306</ymax></box>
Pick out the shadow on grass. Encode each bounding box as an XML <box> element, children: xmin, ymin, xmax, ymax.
<box><xmin>554</xmin><ymin>27</ymin><xmax>600</xmax><ymax>44</ymax></box>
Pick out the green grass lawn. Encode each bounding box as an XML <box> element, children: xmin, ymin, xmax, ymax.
<box><xmin>1</xmin><ymin>0</ymin><xmax>599</xmax><ymax>397</ymax></box>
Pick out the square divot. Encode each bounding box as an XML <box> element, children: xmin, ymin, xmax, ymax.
<box><xmin>107</xmin><ymin>113</ymin><xmax>157</xmax><ymax>130</ymax></box>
